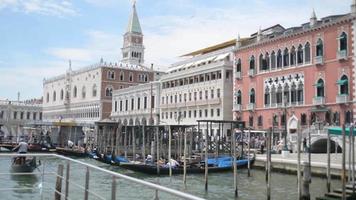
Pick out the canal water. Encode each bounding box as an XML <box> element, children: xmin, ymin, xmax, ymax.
<box><xmin>0</xmin><ymin>156</ymin><xmax>341</xmax><ymax>200</ymax></box>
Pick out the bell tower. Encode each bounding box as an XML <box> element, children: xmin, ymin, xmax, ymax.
<box><xmin>121</xmin><ymin>1</ymin><xmax>145</xmax><ymax>65</ymax></box>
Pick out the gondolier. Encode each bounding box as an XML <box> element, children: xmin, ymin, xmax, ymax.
<box><xmin>13</xmin><ymin>140</ymin><xmax>28</xmax><ymax>164</ymax></box>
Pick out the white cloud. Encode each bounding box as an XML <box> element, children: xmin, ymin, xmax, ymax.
<box><xmin>0</xmin><ymin>0</ymin><xmax>77</xmax><ymax>16</ymax></box>
<box><xmin>47</xmin><ymin>30</ymin><xmax>122</xmax><ymax>64</ymax></box>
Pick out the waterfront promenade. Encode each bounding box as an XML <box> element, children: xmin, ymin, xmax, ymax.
<box><xmin>255</xmin><ymin>153</ymin><xmax>349</xmax><ymax>178</ymax></box>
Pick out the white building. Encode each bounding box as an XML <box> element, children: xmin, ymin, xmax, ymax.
<box><xmin>0</xmin><ymin>99</ymin><xmax>42</xmax><ymax>141</ymax></box>
<box><xmin>111</xmin><ymin>81</ymin><xmax>161</xmax><ymax>125</ymax></box>
<box><xmin>159</xmin><ymin>40</ymin><xmax>235</xmax><ymax>135</ymax></box>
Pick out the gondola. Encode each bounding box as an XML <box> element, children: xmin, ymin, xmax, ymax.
<box><xmin>120</xmin><ymin>156</ymin><xmax>255</xmax><ymax>175</ymax></box>
<box><xmin>56</xmin><ymin>147</ymin><xmax>87</xmax><ymax>157</ymax></box>
<box><xmin>11</xmin><ymin>156</ymin><xmax>38</xmax><ymax>173</ymax></box>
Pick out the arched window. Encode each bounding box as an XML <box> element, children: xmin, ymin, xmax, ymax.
<box><xmin>258</xmin><ymin>115</ymin><xmax>263</xmax><ymax>127</ymax></box>
<box><xmin>276</xmin><ymin>85</ymin><xmax>283</xmax><ymax>104</ymax></box>
<box><xmin>290</xmin><ymin>46</ymin><xmax>296</xmax><ymax>66</ymax></box>
<box><xmin>273</xmin><ymin>114</ymin><xmax>278</xmax><ymax>126</ymax></box>
<box><xmin>53</xmin><ymin>91</ymin><xmax>56</xmax><ymax>102</ymax></box>
<box><xmin>283</xmin><ymin>84</ymin><xmax>290</xmax><ymax>104</ymax></box>
<box><xmin>60</xmin><ymin>89</ymin><xmax>64</xmax><ymax>100</ymax></box>
<box><xmin>339</xmin><ymin>32</ymin><xmax>347</xmax><ymax>51</ymax></box>
<box><xmin>297</xmin><ymin>45</ymin><xmax>303</xmax><ymax>64</ymax></box>
<box><xmin>297</xmin><ymin>82</ymin><xmax>304</xmax><ymax>103</ymax></box>
<box><xmin>304</xmin><ymin>42</ymin><xmax>311</xmax><ymax>63</ymax></box>
<box><xmin>120</xmin><ymin>71</ymin><xmax>124</xmax><ymax>81</ymax></box>
<box><xmin>265</xmin><ymin>53</ymin><xmax>270</xmax><ymax>70</ymax></box>
<box><xmin>338</xmin><ymin>75</ymin><xmax>348</xmax><ymax>95</ymax></box>
<box><xmin>92</xmin><ymin>84</ymin><xmax>97</xmax><ymax>97</ymax></box>
<box><xmin>144</xmin><ymin>74</ymin><xmax>148</xmax><ymax>82</ymax></box>
<box><xmin>264</xmin><ymin>87</ymin><xmax>270</xmax><ymax>106</ymax></box>
<box><xmin>129</xmin><ymin>72</ymin><xmax>133</xmax><ymax>82</ymax></box>
<box><xmin>271</xmin><ymin>85</ymin><xmax>276</xmax><ymax>105</ymax></box>
<box><xmin>271</xmin><ymin>51</ymin><xmax>276</xmax><ymax>70</ymax></box>
<box><xmin>316</xmin><ymin>39</ymin><xmax>323</xmax><ymax>57</ymax></box>
<box><xmin>249</xmin><ymin>88</ymin><xmax>255</xmax><ymax>104</ymax></box>
<box><xmin>301</xmin><ymin>113</ymin><xmax>307</xmax><ymax>125</ymax></box>
<box><xmin>46</xmin><ymin>93</ymin><xmax>49</xmax><ymax>103</ymax></box>
<box><xmin>316</xmin><ymin>79</ymin><xmax>324</xmax><ymax>97</ymax></box>
<box><xmin>283</xmin><ymin>48</ymin><xmax>289</xmax><ymax>67</ymax></box>
<box><xmin>236</xmin><ymin>59</ymin><xmax>241</xmax><ymax>72</ymax></box>
<box><xmin>249</xmin><ymin>116</ymin><xmax>254</xmax><ymax>127</ymax></box>
<box><xmin>290</xmin><ymin>83</ymin><xmax>297</xmax><ymax>104</ymax></box>
<box><xmin>237</xmin><ymin>90</ymin><xmax>242</xmax><ymax>104</ymax></box>
<box><xmin>277</xmin><ymin>50</ymin><xmax>282</xmax><ymax>68</ymax></box>
<box><xmin>249</xmin><ymin>56</ymin><xmax>255</xmax><ymax>70</ymax></box>
<box><xmin>345</xmin><ymin>111</ymin><xmax>352</xmax><ymax>124</ymax></box>
<box><xmin>105</xmin><ymin>86</ymin><xmax>113</xmax><ymax>97</ymax></box>
<box><xmin>82</xmin><ymin>86</ymin><xmax>86</xmax><ymax>99</ymax></box>
<box><xmin>259</xmin><ymin>54</ymin><xmax>264</xmax><ymax>71</ymax></box>
<box><xmin>73</xmin><ymin>86</ymin><xmax>77</xmax><ymax>98</ymax></box>
<box><xmin>107</xmin><ymin>71</ymin><xmax>115</xmax><ymax>80</ymax></box>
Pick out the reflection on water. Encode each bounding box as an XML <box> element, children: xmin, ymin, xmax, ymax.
<box><xmin>0</xmin><ymin>157</ymin><xmax>343</xmax><ymax>200</ymax></box>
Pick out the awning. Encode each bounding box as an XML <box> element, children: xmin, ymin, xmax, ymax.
<box><xmin>313</xmin><ymin>83</ymin><xmax>324</xmax><ymax>87</ymax></box>
<box><xmin>310</xmin><ymin>107</ymin><xmax>329</xmax><ymax>112</ymax></box>
<box><xmin>337</xmin><ymin>79</ymin><xmax>348</xmax><ymax>85</ymax></box>
<box><xmin>214</xmin><ymin>53</ymin><xmax>229</xmax><ymax>61</ymax></box>
<box><xmin>328</xmin><ymin>127</ymin><xmax>356</xmax><ymax>136</ymax></box>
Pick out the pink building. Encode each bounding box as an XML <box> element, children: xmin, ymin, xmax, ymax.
<box><xmin>233</xmin><ymin>2</ymin><xmax>356</xmax><ymax>149</ymax></box>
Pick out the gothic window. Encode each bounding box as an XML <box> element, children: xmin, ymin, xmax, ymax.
<box><xmin>82</xmin><ymin>86</ymin><xmax>86</xmax><ymax>99</ymax></box>
<box><xmin>304</xmin><ymin>42</ymin><xmax>311</xmax><ymax>63</ymax></box>
<box><xmin>271</xmin><ymin>51</ymin><xmax>276</xmax><ymax>70</ymax></box>
<box><xmin>297</xmin><ymin>45</ymin><xmax>303</xmax><ymax>64</ymax></box>
<box><xmin>290</xmin><ymin>46</ymin><xmax>296</xmax><ymax>66</ymax></box>
<box><xmin>297</xmin><ymin>82</ymin><xmax>304</xmax><ymax>103</ymax></box>
<box><xmin>92</xmin><ymin>84</ymin><xmax>97</xmax><ymax>97</ymax></box>
<box><xmin>73</xmin><ymin>86</ymin><xmax>77</xmax><ymax>98</ymax></box>
<box><xmin>265</xmin><ymin>52</ymin><xmax>270</xmax><ymax>70</ymax></box>
<box><xmin>339</xmin><ymin>32</ymin><xmax>347</xmax><ymax>51</ymax></box>
<box><xmin>273</xmin><ymin>114</ymin><xmax>278</xmax><ymax>126</ymax></box>
<box><xmin>316</xmin><ymin>39</ymin><xmax>323</xmax><ymax>57</ymax></box>
<box><xmin>333</xmin><ymin>112</ymin><xmax>340</xmax><ymax>126</ymax></box>
<box><xmin>107</xmin><ymin>71</ymin><xmax>115</xmax><ymax>80</ymax></box>
<box><xmin>237</xmin><ymin>90</ymin><xmax>242</xmax><ymax>104</ymax></box>
<box><xmin>325</xmin><ymin>111</ymin><xmax>331</xmax><ymax>124</ymax></box>
<box><xmin>281</xmin><ymin>113</ymin><xmax>286</xmax><ymax>126</ymax></box>
<box><xmin>236</xmin><ymin>59</ymin><xmax>241</xmax><ymax>73</ymax></box>
<box><xmin>249</xmin><ymin>55</ymin><xmax>255</xmax><ymax>71</ymax></box>
<box><xmin>338</xmin><ymin>75</ymin><xmax>348</xmax><ymax>95</ymax></box>
<box><xmin>271</xmin><ymin>85</ymin><xmax>276</xmax><ymax>105</ymax></box>
<box><xmin>283</xmin><ymin>48</ymin><xmax>289</xmax><ymax>67</ymax></box>
<box><xmin>46</xmin><ymin>93</ymin><xmax>49</xmax><ymax>103</ymax></box>
<box><xmin>249</xmin><ymin>88</ymin><xmax>255</xmax><ymax>104</ymax></box>
<box><xmin>249</xmin><ymin>116</ymin><xmax>254</xmax><ymax>127</ymax></box>
<box><xmin>301</xmin><ymin>113</ymin><xmax>307</xmax><ymax>126</ymax></box>
<box><xmin>277</xmin><ymin>50</ymin><xmax>282</xmax><ymax>68</ymax></box>
<box><xmin>60</xmin><ymin>89</ymin><xmax>64</xmax><ymax>100</ymax></box>
<box><xmin>53</xmin><ymin>91</ymin><xmax>56</xmax><ymax>102</ymax></box>
<box><xmin>258</xmin><ymin>115</ymin><xmax>263</xmax><ymax>127</ymax></box>
<box><xmin>316</xmin><ymin>79</ymin><xmax>324</xmax><ymax>97</ymax></box>
<box><xmin>105</xmin><ymin>86</ymin><xmax>113</xmax><ymax>97</ymax></box>
<box><xmin>290</xmin><ymin>83</ymin><xmax>297</xmax><ymax>104</ymax></box>
<box><xmin>276</xmin><ymin>85</ymin><xmax>283</xmax><ymax>104</ymax></box>
<box><xmin>129</xmin><ymin>72</ymin><xmax>133</xmax><ymax>82</ymax></box>
<box><xmin>264</xmin><ymin>87</ymin><xmax>270</xmax><ymax>106</ymax></box>
<box><xmin>144</xmin><ymin>74</ymin><xmax>148</xmax><ymax>82</ymax></box>
<box><xmin>345</xmin><ymin>111</ymin><xmax>352</xmax><ymax>124</ymax></box>
<box><xmin>259</xmin><ymin>54</ymin><xmax>264</xmax><ymax>71</ymax></box>
<box><xmin>120</xmin><ymin>71</ymin><xmax>124</xmax><ymax>81</ymax></box>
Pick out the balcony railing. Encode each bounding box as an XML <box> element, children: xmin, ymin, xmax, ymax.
<box><xmin>336</xmin><ymin>94</ymin><xmax>349</xmax><ymax>104</ymax></box>
<box><xmin>233</xmin><ymin>104</ymin><xmax>242</xmax><ymax>111</ymax></box>
<box><xmin>337</xmin><ymin>50</ymin><xmax>347</xmax><ymax>60</ymax></box>
<box><xmin>314</xmin><ymin>56</ymin><xmax>324</xmax><ymax>65</ymax></box>
<box><xmin>313</xmin><ymin>96</ymin><xmax>325</xmax><ymax>105</ymax></box>
<box><xmin>248</xmin><ymin>69</ymin><xmax>256</xmax><ymax>77</ymax></box>
<box><xmin>247</xmin><ymin>103</ymin><xmax>255</xmax><ymax>111</ymax></box>
<box><xmin>235</xmin><ymin>71</ymin><xmax>242</xmax><ymax>79</ymax></box>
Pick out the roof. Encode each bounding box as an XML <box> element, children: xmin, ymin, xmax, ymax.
<box><xmin>181</xmin><ymin>39</ymin><xmax>236</xmax><ymax>57</ymax></box>
<box><xmin>126</xmin><ymin>2</ymin><xmax>142</xmax><ymax>34</ymax></box>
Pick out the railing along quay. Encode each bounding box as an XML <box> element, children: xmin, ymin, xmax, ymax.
<box><xmin>0</xmin><ymin>153</ymin><xmax>205</xmax><ymax>200</ymax></box>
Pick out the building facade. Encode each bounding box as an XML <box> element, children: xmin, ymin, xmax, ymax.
<box><xmin>0</xmin><ymin>99</ymin><xmax>42</xmax><ymax>141</ymax></box>
<box><xmin>233</xmin><ymin>3</ymin><xmax>356</xmax><ymax>148</ymax></box>
<box><xmin>160</xmin><ymin>40</ymin><xmax>235</xmax><ymax>135</ymax></box>
<box><xmin>111</xmin><ymin>81</ymin><xmax>161</xmax><ymax>126</ymax></box>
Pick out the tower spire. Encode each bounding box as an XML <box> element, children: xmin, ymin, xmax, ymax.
<box><xmin>310</xmin><ymin>9</ymin><xmax>317</xmax><ymax>27</ymax></box>
<box><xmin>126</xmin><ymin>0</ymin><xmax>142</xmax><ymax>34</ymax></box>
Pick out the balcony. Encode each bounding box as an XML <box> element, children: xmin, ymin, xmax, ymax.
<box><xmin>247</xmin><ymin>103</ymin><xmax>255</xmax><ymax>111</ymax></box>
<box><xmin>235</xmin><ymin>71</ymin><xmax>242</xmax><ymax>79</ymax></box>
<box><xmin>248</xmin><ymin>69</ymin><xmax>256</xmax><ymax>77</ymax></box>
<box><xmin>233</xmin><ymin>104</ymin><xmax>242</xmax><ymax>112</ymax></box>
<box><xmin>337</xmin><ymin>50</ymin><xmax>347</xmax><ymax>60</ymax></box>
<box><xmin>313</xmin><ymin>96</ymin><xmax>325</xmax><ymax>105</ymax></box>
<box><xmin>314</xmin><ymin>56</ymin><xmax>324</xmax><ymax>65</ymax></box>
<box><xmin>336</xmin><ymin>94</ymin><xmax>349</xmax><ymax>104</ymax></box>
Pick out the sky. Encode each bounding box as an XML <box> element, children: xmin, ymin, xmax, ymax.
<box><xmin>0</xmin><ymin>0</ymin><xmax>351</xmax><ymax>100</ymax></box>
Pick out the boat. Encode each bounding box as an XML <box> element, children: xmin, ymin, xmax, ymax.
<box><xmin>94</xmin><ymin>153</ymin><xmax>129</xmax><ymax>165</ymax></box>
<box><xmin>119</xmin><ymin>156</ymin><xmax>255</xmax><ymax>175</ymax></box>
<box><xmin>56</xmin><ymin>147</ymin><xmax>87</xmax><ymax>157</ymax></box>
<box><xmin>11</xmin><ymin>156</ymin><xmax>38</xmax><ymax>173</ymax></box>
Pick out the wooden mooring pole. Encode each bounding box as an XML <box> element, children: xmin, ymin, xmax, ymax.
<box><xmin>84</xmin><ymin>167</ymin><xmax>89</xmax><ymax>200</ymax></box>
<box><xmin>297</xmin><ymin>123</ymin><xmax>302</xmax><ymax>200</ymax></box>
<box><xmin>342</xmin><ymin>124</ymin><xmax>346</xmax><ymax>200</ymax></box>
<box><xmin>233</xmin><ymin>123</ymin><xmax>238</xmax><ymax>198</ymax></box>
<box><xmin>183</xmin><ymin>127</ymin><xmax>187</xmax><ymax>186</ymax></box>
<box><xmin>327</xmin><ymin>124</ymin><xmax>331</xmax><ymax>192</ymax></box>
<box><xmin>168</xmin><ymin>125</ymin><xmax>172</xmax><ymax>177</ymax></box>
<box><xmin>204</xmin><ymin>122</ymin><xmax>209</xmax><ymax>191</ymax></box>
<box><xmin>142</xmin><ymin>125</ymin><xmax>146</xmax><ymax>163</ymax></box>
<box><xmin>351</xmin><ymin>125</ymin><xmax>355</xmax><ymax>194</ymax></box>
<box><xmin>247</xmin><ymin>128</ymin><xmax>251</xmax><ymax>177</ymax></box>
<box><xmin>266</xmin><ymin>127</ymin><xmax>271</xmax><ymax>200</ymax></box>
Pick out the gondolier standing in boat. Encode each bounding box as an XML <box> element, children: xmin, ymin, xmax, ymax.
<box><xmin>13</xmin><ymin>139</ymin><xmax>28</xmax><ymax>164</ymax></box>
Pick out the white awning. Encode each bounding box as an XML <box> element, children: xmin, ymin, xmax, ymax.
<box><xmin>214</xmin><ymin>53</ymin><xmax>230</xmax><ymax>61</ymax></box>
